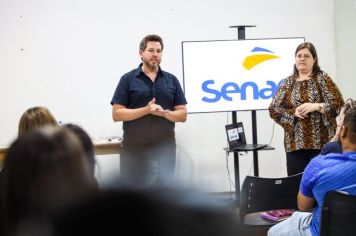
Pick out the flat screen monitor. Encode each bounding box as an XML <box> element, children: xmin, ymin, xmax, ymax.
<box><xmin>181</xmin><ymin>37</ymin><xmax>305</xmax><ymax>113</ymax></box>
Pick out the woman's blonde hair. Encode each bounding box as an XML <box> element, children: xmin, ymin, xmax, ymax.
<box><xmin>18</xmin><ymin>106</ymin><xmax>58</xmax><ymax>136</ymax></box>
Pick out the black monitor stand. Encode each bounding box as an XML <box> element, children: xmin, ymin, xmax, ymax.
<box><xmin>228</xmin><ymin>25</ymin><xmax>274</xmax><ymax>206</ymax></box>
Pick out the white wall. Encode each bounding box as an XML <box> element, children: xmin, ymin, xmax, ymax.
<box><xmin>0</xmin><ymin>0</ymin><xmax>338</xmax><ymax>192</ymax></box>
<box><xmin>334</xmin><ymin>0</ymin><xmax>356</xmax><ymax>99</ymax></box>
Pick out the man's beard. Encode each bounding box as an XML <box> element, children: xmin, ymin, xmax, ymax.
<box><xmin>144</xmin><ymin>59</ymin><xmax>160</xmax><ymax>70</ymax></box>
<box><xmin>149</xmin><ymin>63</ymin><xmax>158</xmax><ymax>69</ymax></box>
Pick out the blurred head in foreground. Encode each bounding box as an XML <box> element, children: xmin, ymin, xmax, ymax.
<box><xmin>2</xmin><ymin>126</ymin><xmax>95</xmax><ymax>235</ymax></box>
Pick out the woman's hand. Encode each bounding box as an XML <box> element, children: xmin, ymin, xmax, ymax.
<box><xmin>295</xmin><ymin>103</ymin><xmax>320</xmax><ymax>118</ymax></box>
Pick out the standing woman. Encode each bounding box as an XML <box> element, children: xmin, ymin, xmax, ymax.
<box><xmin>269</xmin><ymin>42</ymin><xmax>344</xmax><ymax>176</ymax></box>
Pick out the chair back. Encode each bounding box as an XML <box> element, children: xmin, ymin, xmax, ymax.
<box><xmin>239</xmin><ymin>172</ymin><xmax>302</xmax><ymax>224</ymax></box>
<box><xmin>320</xmin><ymin>191</ymin><xmax>356</xmax><ymax>236</ymax></box>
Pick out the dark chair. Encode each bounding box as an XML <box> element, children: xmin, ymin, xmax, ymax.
<box><xmin>239</xmin><ymin>173</ymin><xmax>303</xmax><ymax>235</ymax></box>
<box><xmin>320</xmin><ymin>191</ymin><xmax>356</xmax><ymax>236</ymax></box>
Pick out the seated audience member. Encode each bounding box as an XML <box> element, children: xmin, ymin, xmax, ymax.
<box><xmin>268</xmin><ymin>102</ymin><xmax>356</xmax><ymax>236</ymax></box>
<box><xmin>320</xmin><ymin>98</ymin><xmax>355</xmax><ymax>155</ymax></box>
<box><xmin>0</xmin><ymin>106</ymin><xmax>59</xmax><ymax>235</ymax></box>
<box><xmin>62</xmin><ymin>123</ymin><xmax>97</xmax><ymax>183</ymax></box>
<box><xmin>0</xmin><ymin>127</ymin><xmax>96</xmax><ymax>236</ymax></box>
<box><xmin>18</xmin><ymin>106</ymin><xmax>58</xmax><ymax>136</ymax></box>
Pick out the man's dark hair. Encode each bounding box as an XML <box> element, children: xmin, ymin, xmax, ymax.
<box><xmin>139</xmin><ymin>34</ymin><xmax>163</xmax><ymax>51</ymax></box>
<box><xmin>343</xmin><ymin>101</ymin><xmax>356</xmax><ymax>144</ymax></box>
<box><xmin>62</xmin><ymin>123</ymin><xmax>96</xmax><ymax>176</ymax></box>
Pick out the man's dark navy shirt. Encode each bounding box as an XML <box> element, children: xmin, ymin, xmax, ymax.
<box><xmin>111</xmin><ymin>64</ymin><xmax>187</xmax><ymax>146</ymax></box>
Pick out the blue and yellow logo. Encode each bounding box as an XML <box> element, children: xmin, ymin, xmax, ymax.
<box><xmin>242</xmin><ymin>47</ymin><xmax>280</xmax><ymax>70</ymax></box>
<box><xmin>201</xmin><ymin>46</ymin><xmax>282</xmax><ymax>103</ymax></box>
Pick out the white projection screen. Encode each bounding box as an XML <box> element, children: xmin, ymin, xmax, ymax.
<box><xmin>181</xmin><ymin>37</ymin><xmax>305</xmax><ymax>113</ymax></box>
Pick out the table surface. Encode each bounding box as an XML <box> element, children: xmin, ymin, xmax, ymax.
<box><xmin>223</xmin><ymin>145</ymin><xmax>275</xmax><ymax>152</ymax></box>
<box><xmin>244</xmin><ymin>212</ymin><xmax>278</xmax><ymax>226</ymax></box>
<box><xmin>0</xmin><ymin>140</ymin><xmax>122</xmax><ymax>162</ymax></box>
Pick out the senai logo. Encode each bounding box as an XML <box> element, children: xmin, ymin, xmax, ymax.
<box><xmin>242</xmin><ymin>47</ymin><xmax>279</xmax><ymax>70</ymax></box>
<box><xmin>201</xmin><ymin>47</ymin><xmax>282</xmax><ymax>103</ymax></box>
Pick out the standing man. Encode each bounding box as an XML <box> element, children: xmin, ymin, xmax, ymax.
<box><xmin>111</xmin><ymin>34</ymin><xmax>187</xmax><ymax>188</ymax></box>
